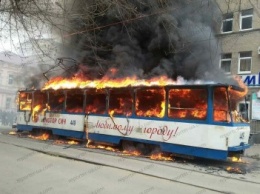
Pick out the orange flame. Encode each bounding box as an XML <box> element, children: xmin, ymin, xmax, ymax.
<box><xmin>232</xmin><ymin>75</ymin><xmax>248</xmax><ymax>100</ymax></box>
<box><xmin>54</xmin><ymin>140</ymin><xmax>66</xmax><ymax>144</ymax></box>
<box><xmin>226</xmin><ymin>166</ymin><xmax>244</xmax><ymax>174</ymax></box>
<box><xmin>231</xmin><ymin>156</ymin><xmax>242</xmax><ymax>163</ymax></box>
<box><xmin>19</xmin><ymin>92</ymin><xmax>32</xmax><ymax>111</ymax></box>
<box><xmin>28</xmin><ymin>133</ymin><xmax>50</xmax><ymax>141</ymax></box>
<box><xmin>150</xmin><ymin>153</ymin><xmax>173</xmax><ymax>161</ymax></box>
<box><xmin>87</xmin><ymin>143</ymin><xmax>118</xmax><ymax>152</ymax></box>
<box><xmin>43</xmin><ymin>74</ymin><xmax>176</xmax><ymax>90</ymax></box>
<box><xmin>67</xmin><ymin>140</ymin><xmax>79</xmax><ymax>145</ymax></box>
<box><xmin>122</xmin><ymin>150</ymin><xmax>142</xmax><ymax>156</ymax></box>
<box><xmin>9</xmin><ymin>131</ymin><xmax>17</xmax><ymax>135</ymax></box>
<box><xmin>22</xmin><ymin>70</ymin><xmax>249</xmax><ymax>123</ymax></box>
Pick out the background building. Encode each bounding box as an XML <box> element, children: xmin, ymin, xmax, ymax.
<box><xmin>0</xmin><ymin>52</ymin><xmax>24</xmax><ymax>125</ymax></box>
<box><xmin>216</xmin><ymin>0</ymin><xmax>260</xmax><ymax>141</ymax></box>
<box><xmin>0</xmin><ymin>38</ymin><xmax>61</xmax><ymax>126</ymax></box>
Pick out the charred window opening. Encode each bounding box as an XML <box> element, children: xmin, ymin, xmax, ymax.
<box><xmin>19</xmin><ymin>92</ymin><xmax>32</xmax><ymax>111</ymax></box>
<box><xmin>66</xmin><ymin>89</ymin><xmax>84</xmax><ymax>113</ymax></box>
<box><xmin>168</xmin><ymin>88</ymin><xmax>207</xmax><ymax>120</ymax></box>
<box><xmin>109</xmin><ymin>89</ymin><xmax>133</xmax><ymax>116</ymax></box>
<box><xmin>213</xmin><ymin>87</ymin><xmax>229</xmax><ymax>122</ymax></box>
<box><xmin>48</xmin><ymin>90</ymin><xmax>65</xmax><ymax>112</ymax></box>
<box><xmin>136</xmin><ymin>88</ymin><xmax>165</xmax><ymax>118</ymax></box>
<box><xmin>33</xmin><ymin>91</ymin><xmax>48</xmax><ymax>112</ymax></box>
<box><xmin>32</xmin><ymin>91</ymin><xmax>48</xmax><ymax>122</ymax></box>
<box><xmin>85</xmin><ymin>89</ymin><xmax>106</xmax><ymax>114</ymax></box>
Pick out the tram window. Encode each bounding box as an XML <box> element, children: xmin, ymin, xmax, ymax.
<box><xmin>228</xmin><ymin>87</ymin><xmax>248</xmax><ymax>123</ymax></box>
<box><xmin>48</xmin><ymin>90</ymin><xmax>65</xmax><ymax>112</ymax></box>
<box><xmin>136</xmin><ymin>88</ymin><xmax>165</xmax><ymax>118</ymax></box>
<box><xmin>66</xmin><ymin>89</ymin><xmax>84</xmax><ymax>113</ymax></box>
<box><xmin>19</xmin><ymin>92</ymin><xmax>32</xmax><ymax>111</ymax></box>
<box><xmin>33</xmin><ymin>91</ymin><xmax>48</xmax><ymax>112</ymax></box>
<box><xmin>109</xmin><ymin>89</ymin><xmax>133</xmax><ymax>116</ymax></box>
<box><xmin>213</xmin><ymin>87</ymin><xmax>229</xmax><ymax>122</ymax></box>
<box><xmin>238</xmin><ymin>102</ymin><xmax>249</xmax><ymax>121</ymax></box>
<box><xmin>168</xmin><ymin>88</ymin><xmax>207</xmax><ymax>120</ymax></box>
<box><xmin>85</xmin><ymin>89</ymin><xmax>106</xmax><ymax>114</ymax></box>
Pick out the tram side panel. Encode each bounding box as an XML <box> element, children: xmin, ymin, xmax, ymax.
<box><xmin>87</xmin><ymin>115</ymin><xmax>245</xmax><ymax>160</ymax></box>
<box><xmin>16</xmin><ymin>111</ymin><xmax>85</xmax><ymax>138</ymax></box>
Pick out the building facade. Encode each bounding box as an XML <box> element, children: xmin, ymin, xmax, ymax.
<box><xmin>0</xmin><ymin>52</ymin><xmax>24</xmax><ymax>125</ymax></box>
<box><xmin>216</xmin><ymin>0</ymin><xmax>260</xmax><ymax>138</ymax></box>
<box><xmin>0</xmin><ymin>52</ymin><xmax>23</xmax><ymax>111</ymax></box>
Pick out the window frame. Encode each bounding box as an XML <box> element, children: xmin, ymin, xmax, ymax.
<box><xmin>240</xmin><ymin>9</ymin><xmax>253</xmax><ymax>31</ymax></box>
<box><xmin>65</xmin><ymin>89</ymin><xmax>84</xmax><ymax>113</ymax></box>
<box><xmin>135</xmin><ymin>87</ymin><xmax>166</xmax><ymax>118</ymax></box>
<box><xmin>238</xmin><ymin>101</ymin><xmax>250</xmax><ymax>121</ymax></box>
<box><xmin>8</xmin><ymin>74</ymin><xmax>14</xmax><ymax>85</ymax></box>
<box><xmin>221</xmin><ymin>13</ymin><xmax>233</xmax><ymax>33</ymax></box>
<box><xmin>19</xmin><ymin>92</ymin><xmax>33</xmax><ymax>111</ymax></box>
<box><xmin>213</xmin><ymin>86</ymin><xmax>230</xmax><ymax>123</ymax></box>
<box><xmin>85</xmin><ymin>89</ymin><xmax>107</xmax><ymax>115</ymax></box>
<box><xmin>219</xmin><ymin>53</ymin><xmax>232</xmax><ymax>74</ymax></box>
<box><xmin>238</xmin><ymin>51</ymin><xmax>252</xmax><ymax>74</ymax></box>
<box><xmin>48</xmin><ymin>90</ymin><xmax>66</xmax><ymax>112</ymax></box>
<box><xmin>167</xmin><ymin>87</ymin><xmax>208</xmax><ymax>121</ymax></box>
<box><xmin>5</xmin><ymin>97</ymin><xmax>12</xmax><ymax>109</ymax></box>
<box><xmin>108</xmin><ymin>88</ymin><xmax>133</xmax><ymax>116</ymax></box>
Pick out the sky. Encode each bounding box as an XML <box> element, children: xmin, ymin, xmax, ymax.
<box><xmin>0</xmin><ymin>10</ymin><xmax>56</xmax><ymax>55</ymax></box>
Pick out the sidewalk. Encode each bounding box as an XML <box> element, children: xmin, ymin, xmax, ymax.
<box><xmin>0</xmin><ymin>125</ymin><xmax>13</xmax><ymax>133</ymax></box>
<box><xmin>245</xmin><ymin>144</ymin><xmax>260</xmax><ymax>159</ymax></box>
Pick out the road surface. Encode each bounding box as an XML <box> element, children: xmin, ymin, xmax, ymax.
<box><xmin>0</xmin><ymin>129</ymin><xmax>259</xmax><ymax>194</ymax></box>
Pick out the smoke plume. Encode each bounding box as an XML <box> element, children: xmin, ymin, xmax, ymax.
<box><xmin>62</xmin><ymin>0</ymin><xmax>235</xmax><ymax>84</ymax></box>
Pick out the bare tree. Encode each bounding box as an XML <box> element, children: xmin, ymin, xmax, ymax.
<box><xmin>0</xmin><ymin>0</ymin><xmax>68</xmax><ymax>55</ymax></box>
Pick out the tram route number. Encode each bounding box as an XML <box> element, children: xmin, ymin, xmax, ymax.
<box><xmin>70</xmin><ymin>120</ymin><xmax>76</xmax><ymax>126</ymax></box>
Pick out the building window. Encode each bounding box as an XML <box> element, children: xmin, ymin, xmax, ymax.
<box><xmin>240</xmin><ymin>9</ymin><xmax>253</xmax><ymax>30</ymax></box>
<box><xmin>238</xmin><ymin>51</ymin><xmax>252</xmax><ymax>74</ymax></box>
<box><xmin>8</xmin><ymin>74</ymin><xmax>13</xmax><ymax>85</ymax></box>
<box><xmin>6</xmin><ymin>97</ymin><xmax>11</xmax><ymax>109</ymax></box>
<box><xmin>222</xmin><ymin>13</ymin><xmax>233</xmax><ymax>33</ymax></box>
<box><xmin>220</xmin><ymin>53</ymin><xmax>232</xmax><ymax>73</ymax></box>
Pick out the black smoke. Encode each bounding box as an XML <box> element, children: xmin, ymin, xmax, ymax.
<box><xmin>64</xmin><ymin>0</ymin><xmax>235</xmax><ymax>84</ymax></box>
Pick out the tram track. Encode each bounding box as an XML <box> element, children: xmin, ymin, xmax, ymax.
<box><xmin>0</xmin><ymin>133</ymin><xmax>259</xmax><ymax>194</ymax></box>
<box><xmin>2</xmin><ymin>132</ymin><xmax>260</xmax><ymax>183</ymax></box>
<box><xmin>81</xmin><ymin>146</ymin><xmax>260</xmax><ymax>183</ymax></box>
<box><xmin>0</xmin><ymin>142</ymin><xmax>227</xmax><ymax>194</ymax></box>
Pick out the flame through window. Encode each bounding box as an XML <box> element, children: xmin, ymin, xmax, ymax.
<box><xmin>19</xmin><ymin>92</ymin><xmax>32</xmax><ymax>111</ymax></box>
<box><xmin>85</xmin><ymin>89</ymin><xmax>106</xmax><ymax>114</ymax></box>
<box><xmin>18</xmin><ymin>85</ymin><xmax>248</xmax><ymax>123</ymax></box>
<box><xmin>109</xmin><ymin>89</ymin><xmax>133</xmax><ymax>116</ymax></box>
<box><xmin>136</xmin><ymin>88</ymin><xmax>165</xmax><ymax>118</ymax></box>
<box><xmin>66</xmin><ymin>89</ymin><xmax>84</xmax><ymax>113</ymax></box>
<box><xmin>168</xmin><ymin>88</ymin><xmax>207</xmax><ymax>120</ymax></box>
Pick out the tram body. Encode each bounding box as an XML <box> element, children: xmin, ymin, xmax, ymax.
<box><xmin>16</xmin><ymin>84</ymin><xmax>250</xmax><ymax>160</ymax></box>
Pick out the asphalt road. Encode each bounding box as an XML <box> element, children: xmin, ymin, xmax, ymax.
<box><xmin>0</xmin><ymin>139</ymin><xmax>220</xmax><ymax>194</ymax></box>
<box><xmin>0</xmin><ymin>128</ymin><xmax>259</xmax><ymax>194</ymax></box>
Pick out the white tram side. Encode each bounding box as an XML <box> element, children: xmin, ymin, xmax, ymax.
<box><xmin>16</xmin><ymin>84</ymin><xmax>250</xmax><ymax>160</ymax></box>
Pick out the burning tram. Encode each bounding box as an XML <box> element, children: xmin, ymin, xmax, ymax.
<box><xmin>16</xmin><ymin>81</ymin><xmax>250</xmax><ymax>160</ymax></box>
